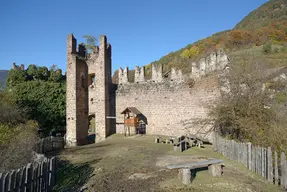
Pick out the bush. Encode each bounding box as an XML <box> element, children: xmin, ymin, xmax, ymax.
<box><xmin>0</xmin><ymin>92</ymin><xmax>39</xmax><ymax>173</ymax></box>
<box><xmin>211</xmin><ymin>57</ymin><xmax>287</xmax><ymax>151</ymax></box>
<box><xmin>273</xmin><ymin>47</ymin><xmax>279</xmax><ymax>53</ymax></box>
<box><xmin>0</xmin><ymin>92</ymin><xmax>27</xmax><ymax>126</ymax></box>
<box><xmin>0</xmin><ymin>121</ymin><xmax>39</xmax><ymax>172</ymax></box>
<box><xmin>262</xmin><ymin>43</ymin><xmax>272</xmax><ymax>54</ymax></box>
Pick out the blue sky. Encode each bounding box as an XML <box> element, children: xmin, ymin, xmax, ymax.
<box><xmin>0</xmin><ymin>0</ymin><xmax>267</xmax><ymax>74</ymax></box>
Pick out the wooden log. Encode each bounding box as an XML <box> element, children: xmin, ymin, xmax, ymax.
<box><xmin>178</xmin><ymin>168</ymin><xmax>192</xmax><ymax>185</ymax></box>
<box><xmin>267</xmin><ymin>147</ymin><xmax>273</xmax><ymax>182</ymax></box>
<box><xmin>274</xmin><ymin>151</ymin><xmax>279</xmax><ymax>185</ymax></box>
<box><xmin>208</xmin><ymin>164</ymin><xmax>223</xmax><ymax>177</ymax></box>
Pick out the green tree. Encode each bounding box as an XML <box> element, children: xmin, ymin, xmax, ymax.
<box><xmin>5</xmin><ymin>64</ymin><xmax>66</xmax><ymax>136</ymax></box>
<box><xmin>180</xmin><ymin>46</ymin><xmax>200</xmax><ymax>59</ymax></box>
<box><xmin>6</xmin><ymin>69</ymin><xmax>26</xmax><ymax>87</ymax></box>
<box><xmin>38</xmin><ymin>66</ymin><xmax>50</xmax><ymax>80</ymax></box>
<box><xmin>26</xmin><ymin>64</ymin><xmax>38</xmax><ymax>80</ymax></box>
<box><xmin>11</xmin><ymin>80</ymin><xmax>66</xmax><ymax>136</ymax></box>
<box><xmin>83</xmin><ymin>35</ymin><xmax>97</xmax><ymax>52</ymax></box>
<box><xmin>49</xmin><ymin>64</ymin><xmax>63</xmax><ymax>82</ymax></box>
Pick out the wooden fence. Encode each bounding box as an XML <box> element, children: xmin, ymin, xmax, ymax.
<box><xmin>36</xmin><ymin>136</ymin><xmax>65</xmax><ymax>154</ymax></box>
<box><xmin>213</xmin><ymin>132</ymin><xmax>287</xmax><ymax>189</ymax></box>
<box><xmin>0</xmin><ymin>157</ymin><xmax>57</xmax><ymax>192</ymax></box>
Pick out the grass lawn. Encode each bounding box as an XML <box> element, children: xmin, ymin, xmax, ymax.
<box><xmin>51</xmin><ymin>134</ymin><xmax>284</xmax><ymax>192</ymax></box>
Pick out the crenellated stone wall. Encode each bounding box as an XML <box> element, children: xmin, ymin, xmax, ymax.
<box><xmin>134</xmin><ymin>66</ymin><xmax>145</xmax><ymax>83</ymax></box>
<box><xmin>115</xmin><ymin>49</ymin><xmax>230</xmax><ymax>142</ymax></box>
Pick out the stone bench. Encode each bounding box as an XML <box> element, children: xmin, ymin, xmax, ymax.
<box><xmin>167</xmin><ymin>159</ymin><xmax>224</xmax><ymax>185</ymax></box>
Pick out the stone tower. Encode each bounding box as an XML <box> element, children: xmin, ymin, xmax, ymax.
<box><xmin>66</xmin><ymin>34</ymin><xmax>113</xmax><ymax>146</ymax></box>
<box><xmin>66</xmin><ymin>34</ymin><xmax>89</xmax><ymax>147</ymax></box>
<box><xmin>88</xmin><ymin>35</ymin><xmax>112</xmax><ymax>143</ymax></box>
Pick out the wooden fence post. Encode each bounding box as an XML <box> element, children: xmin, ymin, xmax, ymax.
<box><xmin>0</xmin><ymin>173</ymin><xmax>3</xmax><ymax>192</ymax></box>
<box><xmin>25</xmin><ymin>163</ymin><xmax>32</xmax><ymax>192</ymax></box>
<box><xmin>9</xmin><ymin>170</ymin><xmax>16</xmax><ymax>192</ymax></box>
<box><xmin>252</xmin><ymin>145</ymin><xmax>256</xmax><ymax>172</ymax></box>
<box><xmin>280</xmin><ymin>152</ymin><xmax>287</xmax><ymax>189</ymax></box>
<box><xmin>212</xmin><ymin>131</ymin><xmax>217</xmax><ymax>151</ymax></box>
<box><xmin>247</xmin><ymin>142</ymin><xmax>252</xmax><ymax>170</ymax></box>
<box><xmin>261</xmin><ymin>148</ymin><xmax>265</xmax><ymax>178</ymax></box>
<box><xmin>3</xmin><ymin>173</ymin><xmax>9</xmax><ymax>192</ymax></box>
<box><xmin>274</xmin><ymin>151</ymin><xmax>279</xmax><ymax>185</ymax></box>
<box><xmin>267</xmin><ymin>147</ymin><xmax>273</xmax><ymax>182</ymax></box>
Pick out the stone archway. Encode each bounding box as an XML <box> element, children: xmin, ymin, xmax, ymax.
<box><xmin>88</xmin><ymin>114</ymin><xmax>96</xmax><ymax>143</ymax></box>
<box><xmin>88</xmin><ymin>114</ymin><xmax>96</xmax><ymax>134</ymax></box>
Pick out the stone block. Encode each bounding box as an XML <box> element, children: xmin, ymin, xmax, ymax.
<box><xmin>208</xmin><ymin>163</ymin><xmax>223</xmax><ymax>176</ymax></box>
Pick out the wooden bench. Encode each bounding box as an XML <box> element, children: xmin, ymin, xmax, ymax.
<box><xmin>173</xmin><ymin>139</ymin><xmax>188</xmax><ymax>152</ymax></box>
<box><xmin>167</xmin><ymin>159</ymin><xmax>224</xmax><ymax>185</ymax></box>
<box><xmin>155</xmin><ymin>136</ymin><xmax>175</xmax><ymax>144</ymax></box>
<box><xmin>186</xmin><ymin>135</ymin><xmax>208</xmax><ymax>148</ymax></box>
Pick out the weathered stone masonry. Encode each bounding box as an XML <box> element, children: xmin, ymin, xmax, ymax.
<box><xmin>65</xmin><ymin>34</ymin><xmax>229</xmax><ymax>146</ymax></box>
<box><xmin>66</xmin><ymin>34</ymin><xmax>113</xmax><ymax>146</ymax></box>
<box><xmin>66</xmin><ymin>34</ymin><xmax>89</xmax><ymax>147</ymax></box>
<box><xmin>116</xmin><ymin>49</ymin><xmax>229</xmax><ymax>142</ymax></box>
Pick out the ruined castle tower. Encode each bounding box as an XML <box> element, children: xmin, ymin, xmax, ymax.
<box><xmin>87</xmin><ymin>35</ymin><xmax>112</xmax><ymax>143</ymax></box>
<box><xmin>66</xmin><ymin>34</ymin><xmax>112</xmax><ymax>146</ymax></box>
<box><xmin>66</xmin><ymin>34</ymin><xmax>89</xmax><ymax>147</ymax></box>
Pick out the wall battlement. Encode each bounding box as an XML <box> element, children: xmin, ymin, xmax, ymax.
<box><xmin>117</xmin><ymin>49</ymin><xmax>229</xmax><ymax>87</ymax></box>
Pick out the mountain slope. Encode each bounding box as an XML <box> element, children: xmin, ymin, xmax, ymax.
<box><xmin>0</xmin><ymin>70</ymin><xmax>9</xmax><ymax>89</ymax></box>
<box><xmin>235</xmin><ymin>0</ymin><xmax>287</xmax><ymax>30</ymax></box>
<box><xmin>113</xmin><ymin>0</ymin><xmax>287</xmax><ymax>83</ymax></box>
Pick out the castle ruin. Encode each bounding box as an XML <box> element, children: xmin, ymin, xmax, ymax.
<box><xmin>65</xmin><ymin>34</ymin><xmax>229</xmax><ymax>146</ymax></box>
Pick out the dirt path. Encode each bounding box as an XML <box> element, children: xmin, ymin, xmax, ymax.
<box><xmin>52</xmin><ymin>135</ymin><xmax>284</xmax><ymax>192</ymax></box>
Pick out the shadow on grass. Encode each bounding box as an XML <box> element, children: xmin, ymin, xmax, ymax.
<box><xmin>192</xmin><ymin>167</ymin><xmax>208</xmax><ymax>178</ymax></box>
<box><xmin>53</xmin><ymin>159</ymin><xmax>98</xmax><ymax>192</ymax></box>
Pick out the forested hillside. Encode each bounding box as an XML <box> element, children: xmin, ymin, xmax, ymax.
<box><xmin>112</xmin><ymin>0</ymin><xmax>287</xmax><ymax>83</ymax></box>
